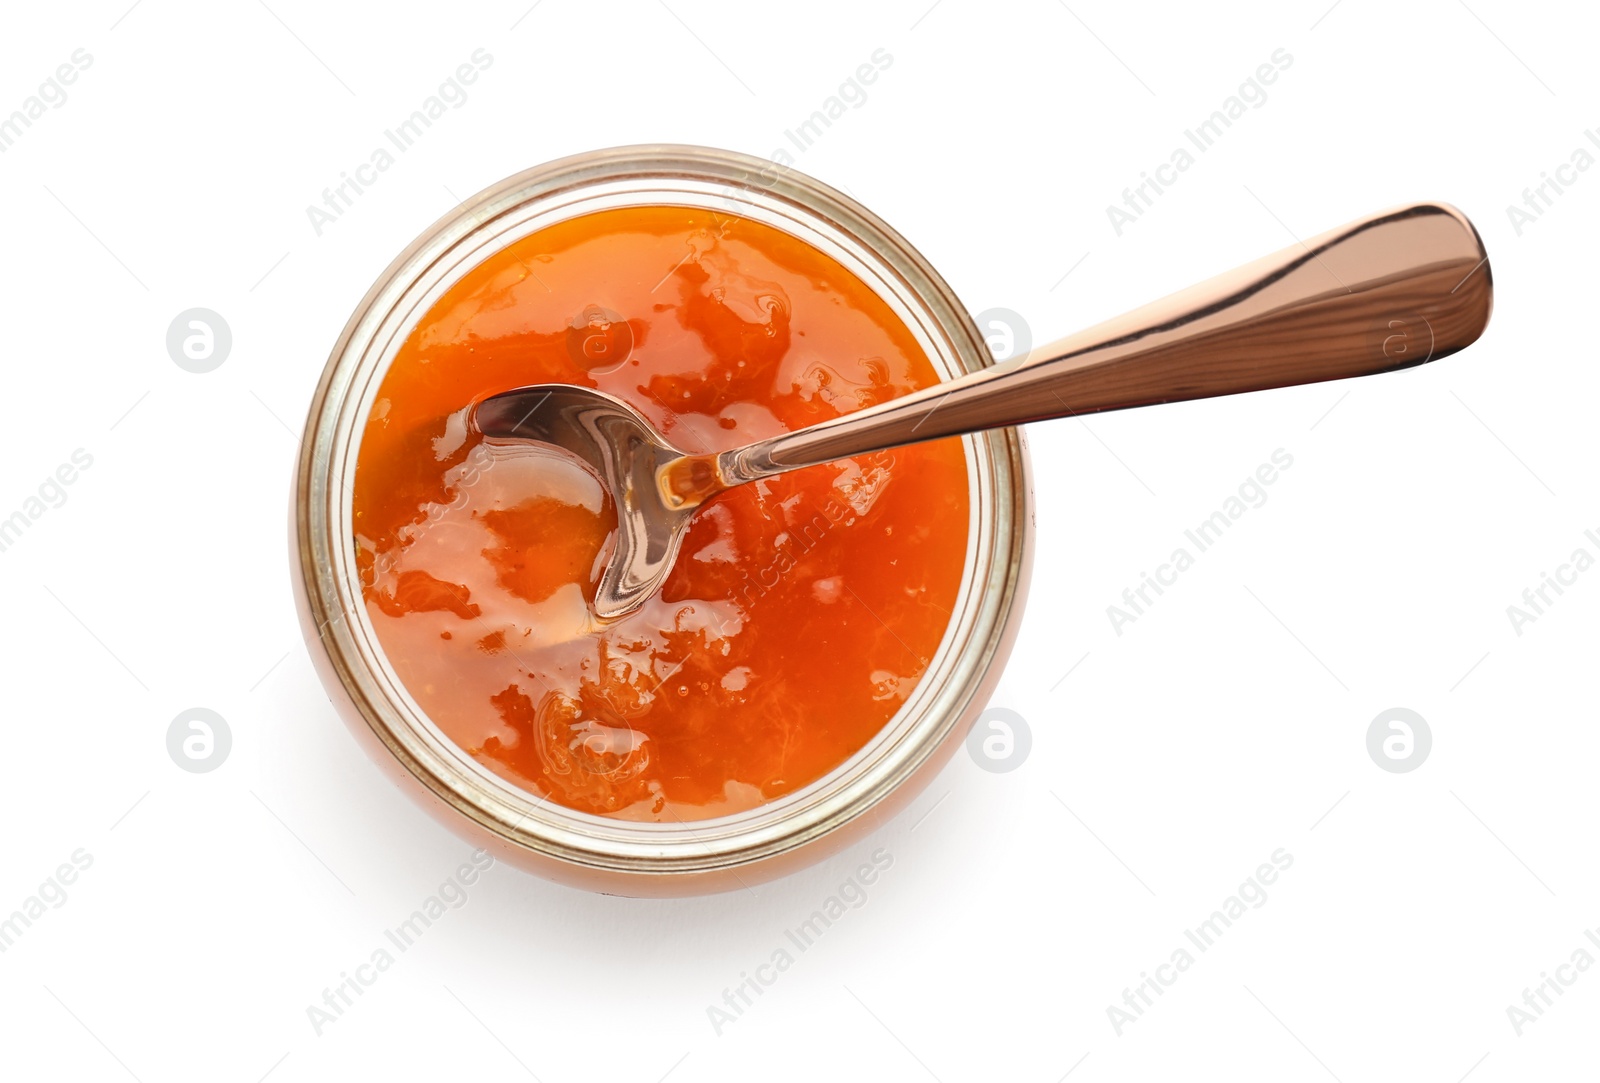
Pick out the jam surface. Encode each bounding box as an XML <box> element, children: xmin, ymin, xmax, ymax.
<box><xmin>354</xmin><ymin>205</ymin><xmax>968</xmax><ymax>820</ymax></box>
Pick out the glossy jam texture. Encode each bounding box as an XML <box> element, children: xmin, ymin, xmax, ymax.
<box><xmin>354</xmin><ymin>205</ymin><xmax>968</xmax><ymax>821</ymax></box>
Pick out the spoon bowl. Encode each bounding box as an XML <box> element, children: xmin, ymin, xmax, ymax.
<box><xmin>473</xmin><ymin>384</ymin><xmax>697</xmax><ymax>618</ymax></box>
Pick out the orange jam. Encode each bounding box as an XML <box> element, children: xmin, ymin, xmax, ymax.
<box><xmin>353</xmin><ymin>205</ymin><xmax>969</xmax><ymax>820</ymax></box>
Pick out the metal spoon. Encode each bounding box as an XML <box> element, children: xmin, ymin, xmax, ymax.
<box><xmin>473</xmin><ymin>202</ymin><xmax>1492</xmax><ymax>619</ymax></box>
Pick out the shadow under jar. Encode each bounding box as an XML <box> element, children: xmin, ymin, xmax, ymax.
<box><xmin>292</xmin><ymin>146</ymin><xmax>1032</xmax><ymax>896</ymax></box>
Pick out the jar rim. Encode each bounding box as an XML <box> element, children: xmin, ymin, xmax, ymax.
<box><xmin>293</xmin><ymin>144</ymin><xmax>1030</xmax><ymax>886</ymax></box>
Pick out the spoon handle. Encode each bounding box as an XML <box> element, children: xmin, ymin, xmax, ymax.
<box><xmin>718</xmin><ymin>202</ymin><xmax>1491</xmax><ymax>482</ymax></box>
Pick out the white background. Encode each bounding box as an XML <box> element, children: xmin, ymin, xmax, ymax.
<box><xmin>0</xmin><ymin>1</ymin><xmax>1594</xmax><ymax>1080</ymax></box>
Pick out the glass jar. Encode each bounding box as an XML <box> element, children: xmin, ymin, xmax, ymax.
<box><xmin>291</xmin><ymin>145</ymin><xmax>1032</xmax><ymax>895</ymax></box>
